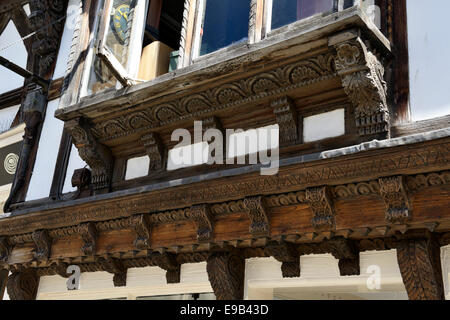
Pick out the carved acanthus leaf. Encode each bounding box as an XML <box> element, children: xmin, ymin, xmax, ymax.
<box><xmin>272</xmin><ymin>96</ymin><xmax>298</xmax><ymax>144</ymax></box>
<box><xmin>334</xmin><ymin>37</ymin><xmax>389</xmax><ymax>137</ymax></box>
<box><xmin>66</xmin><ymin>118</ymin><xmax>113</xmax><ymax>191</ymax></box>
<box><xmin>243</xmin><ymin>196</ymin><xmax>270</xmax><ymax>237</ymax></box>
<box><xmin>189</xmin><ymin>204</ymin><xmax>214</xmax><ymax>242</ymax></box>
<box><xmin>305</xmin><ymin>186</ymin><xmax>335</xmax><ymax>230</ymax></box>
<box><xmin>79</xmin><ymin>222</ymin><xmax>97</xmax><ymax>256</ymax></box>
<box><xmin>379</xmin><ymin>176</ymin><xmax>411</xmax><ymax>224</ymax></box>
<box><xmin>32</xmin><ymin>230</ymin><xmax>52</xmax><ymax>261</ymax></box>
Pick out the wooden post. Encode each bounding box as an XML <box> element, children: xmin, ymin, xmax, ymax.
<box><xmin>396</xmin><ymin>235</ymin><xmax>445</xmax><ymax>300</ymax></box>
<box><xmin>206</xmin><ymin>251</ymin><xmax>245</xmax><ymax>300</ymax></box>
<box><xmin>6</xmin><ymin>269</ymin><xmax>39</xmax><ymax>300</ymax></box>
<box><xmin>0</xmin><ymin>270</ymin><xmax>8</xmax><ymax>300</ymax></box>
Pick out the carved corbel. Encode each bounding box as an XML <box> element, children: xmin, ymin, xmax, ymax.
<box><xmin>396</xmin><ymin>233</ymin><xmax>445</xmax><ymax>300</ymax></box>
<box><xmin>189</xmin><ymin>204</ymin><xmax>214</xmax><ymax>242</ymax></box>
<box><xmin>0</xmin><ymin>237</ymin><xmax>12</xmax><ymax>263</ymax></box>
<box><xmin>202</xmin><ymin>116</ymin><xmax>225</xmax><ymax>163</ymax></box>
<box><xmin>243</xmin><ymin>196</ymin><xmax>270</xmax><ymax>237</ymax></box>
<box><xmin>272</xmin><ymin>96</ymin><xmax>298</xmax><ymax>145</ymax></box>
<box><xmin>141</xmin><ymin>133</ymin><xmax>165</xmax><ymax>172</ymax></box>
<box><xmin>206</xmin><ymin>250</ymin><xmax>245</xmax><ymax>300</ymax></box>
<box><xmin>325</xmin><ymin>238</ymin><xmax>360</xmax><ymax>276</ymax></box>
<box><xmin>7</xmin><ymin>269</ymin><xmax>39</xmax><ymax>300</ymax></box>
<box><xmin>265</xmin><ymin>242</ymin><xmax>300</xmax><ymax>278</ymax></box>
<box><xmin>32</xmin><ymin>230</ymin><xmax>52</xmax><ymax>261</ymax></box>
<box><xmin>332</xmin><ymin>34</ymin><xmax>390</xmax><ymax>137</ymax></box>
<box><xmin>379</xmin><ymin>176</ymin><xmax>411</xmax><ymax>224</ymax></box>
<box><xmin>305</xmin><ymin>186</ymin><xmax>335</xmax><ymax>231</ymax></box>
<box><xmin>152</xmin><ymin>253</ymin><xmax>181</xmax><ymax>284</ymax></box>
<box><xmin>48</xmin><ymin>261</ymin><xmax>70</xmax><ymax>278</ymax></box>
<box><xmin>66</xmin><ymin>118</ymin><xmax>114</xmax><ymax>191</ymax></box>
<box><xmin>99</xmin><ymin>257</ymin><xmax>127</xmax><ymax>287</ymax></box>
<box><xmin>79</xmin><ymin>222</ymin><xmax>97</xmax><ymax>256</ymax></box>
<box><xmin>132</xmin><ymin>214</ymin><xmax>152</xmax><ymax>250</ymax></box>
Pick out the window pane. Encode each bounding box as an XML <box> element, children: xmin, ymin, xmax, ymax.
<box><xmin>199</xmin><ymin>0</ymin><xmax>251</xmax><ymax>56</ymax></box>
<box><xmin>271</xmin><ymin>0</ymin><xmax>334</xmax><ymax>30</ymax></box>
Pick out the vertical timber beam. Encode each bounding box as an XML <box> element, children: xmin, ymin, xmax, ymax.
<box><xmin>206</xmin><ymin>251</ymin><xmax>245</xmax><ymax>300</ymax></box>
<box><xmin>7</xmin><ymin>269</ymin><xmax>39</xmax><ymax>300</ymax></box>
<box><xmin>0</xmin><ymin>269</ymin><xmax>7</xmax><ymax>300</ymax></box>
<box><xmin>396</xmin><ymin>233</ymin><xmax>445</xmax><ymax>300</ymax></box>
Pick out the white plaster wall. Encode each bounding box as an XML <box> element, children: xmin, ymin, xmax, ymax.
<box><xmin>407</xmin><ymin>0</ymin><xmax>450</xmax><ymax>121</ymax></box>
<box><xmin>0</xmin><ymin>21</ymin><xmax>28</xmax><ymax>95</ymax></box>
<box><xmin>125</xmin><ymin>156</ymin><xmax>150</xmax><ymax>180</ymax></box>
<box><xmin>0</xmin><ymin>105</ymin><xmax>20</xmax><ymax>134</ymax></box>
<box><xmin>62</xmin><ymin>144</ymin><xmax>88</xmax><ymax>193</ymax></box>
<box><xmin>26</xmin><ymin>99</ymin><xmax>65</xmax><ymax>201</ymax></box>
<box><xmin>303</xmin><ymin>109</ymin><xmax>345</xmax><ymax>143</ymax></box>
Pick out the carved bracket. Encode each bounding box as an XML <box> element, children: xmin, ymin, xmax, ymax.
<box><xmin>243</xmin><ymin>196</ymin><xmax>270</xmax><ymax>237</ymax></box>
<box><xmin>79</xmin><ymin>222</ymin><xmax>97</xmax><ymax>256</ymax></box>
<box><xmin>332</xmin><ymin>34</ymin><xmax>390</xmax><ymax>137</ymax></box>
<box><xmin>265</xmin><ymin>242</ymin><xmax>300</xmax><ymax>278</ymax></box>
<box><xmin>189</xmin><ymin>204</ymin><xmax>214</xmax><ymax>242</ymax></box>
<box><xmin>0</xmin><ymin>237</ymin><xmax>12</xmax><ymax>263</ymax></box>
<box><xmin>272</xmin><ymin>96</ymin><xmax>298</xmax><ymax>145</ymax></box>
<box><xmin>99</xmin><ymin>257</ymin><xmax>127</xmax><ymax>287</ymax></box>
<box><xmin>141</xmin><ymin>133</ymin><xmax>165</xmax><ymax>172</ymax></box>
<box><xmin>379</xmin><ymin>176</ymin><xmax>411</xmax><ymax>224</ymax></box>
<box><xmin>66</xmin><ymin>118</ymin><xmax>114</xmax><ymax>191</ymax></box>
<box><xmin>305</xmin><ymin>186</ymin><xmax>335</xmax><ymax>231</ymax></box>
<box><xmin>326</xmin><ymin>238</ymin><xmax>360</xmax><ymax>276</ymax></box>
<box><xmin>396</xmin><ymin>234</ymin><xmax>445</xmax><ymax>300</ymax></box>
<box><xmin>32</xmin><ymin>230</ymin><xmax>52</xmax><ymax>261</ymax></box>
<box><xmin>206</xmin><ymin>251</ymin><xmax>245</xmax><ymax>300</ymax></box>
<box><xmin>153</xmin><ymin>253</ymin><xmax>181</xmax><ymax>284</ymax></box>
<box><xmin>7</xmin><ymin>269</ymin><xmax>39</xmax><ymax>300</ymax></box>
<box><xmin>132</xmin><ymin>214</ymin><xmax>152</xmax><ymax>250</ymax></box>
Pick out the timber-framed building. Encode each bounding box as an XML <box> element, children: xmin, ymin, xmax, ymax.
<box><xmin>0</xmin><ymin>0</ymin><xmax>449</xmax><ymax>300</ymax></box>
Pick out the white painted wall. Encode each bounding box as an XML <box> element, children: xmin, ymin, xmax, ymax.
<box><xmin>0</xmin><ymin>21</ymin><xmax>28</xmax><ymax>95</ymax></box>
<box><xmin>125</xmin><ymin>156</ymin><xmax>150</xmax><ymax>180</ymax></box>
<box><xmin>26</xmin><ymin>99</ymin><xmax>65</xmax><ymax>201</ymax></box>
<box><xmin>303</xmin><ymin>109</ymin><xmax>345</xmax><ymax>143</ymax></box>
<box><xmin>407</xmin><ymin>0</ymin><xmax>450</xmax><ymax>121</ymax></box>
<box><xmin>0</xmin><ymin>105</ymin><xmax>20</xmax><ymax>134</ymax></box>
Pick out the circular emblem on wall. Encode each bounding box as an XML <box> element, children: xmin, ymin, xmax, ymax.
<box><xmin>4</xmin><ymin>153</ymin><xmax>19</xmax><ymax>175</ymax></box>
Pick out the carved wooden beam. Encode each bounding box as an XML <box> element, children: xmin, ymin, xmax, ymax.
<box><xmin>98</xmin><ymin>257</ymin><xmax>127</xmax><ymax>287</ymax></box>
<box><xmin>7</xmin><ymin>269</ymin><xmax>39</xmax><ymax>300</ymax></box>
<box><xmin>331</xmin><ymin>32</ymin><xmax>390</xmax><ymax>138</ymax></box>
<box><xmin>396</xmin><ymin>234</ymin><xmax>445</xmax><ymax>300</ymax></box>
<box><xmin>0</xmin><ymin>269</ymin><xmax>7</xmax><ymax>300</ymax></box>
<box><xmin>206</xmin><ymin>251</ymin><xmax>245</xmax><ymax>300</ymax></box>
<box><xmin>141</xmin><ymin>133</ymin><xmax>165</xmax><ymax>172</ymax></box>
<box><xmin>305</xmin><ymin>186</ymin><xmax>335</xmax><ymax>231</ymax></box>
<box><xmin>152</xmin><ymin>253</ymin><xmax>181</xmax><ymax>284</ymax></box>
<box><xmin>0</xmin><ymin>237</ymin><xmax>11</xmax><ymax>263</ymax></box>
<box><xmin>264</xmin><ymin>242</ymin><xmax>300</xmax><ymax>278</ymax></box>
<box><xmin>272</xmin><ymin>96</ymin><xmax>298</xmax><ymax>145</ymax></box>
<box><xmin>132</xmin><ymin>214</ymin><xmax>152</xmax><ymax>250</ymax></box>
<box><xmin>379</xmin><ymin>176</ymin><xmax>411</xmax><ymax>224</ymax></box>
<box><xmin>32</xmin><ymin>230</ymin><xmax>52</xmax><ymax>261</ymax></box>
<box><xmin>243</xmin><ymin>196</ymin><xmax>270</xmax><ymax>237</ymax></box>
<box><xmin>189</xmin><ymin>204</ymin><xmax>214</xmax><ymax>242</ymax></box>
<box><xmin>79</xmin><ymin>222</ymin><xmax>97</xmax><ymax>256</ymax></box>
<box><xmin>66</xmin><ymin>118</ymin><xmax>114</xmax><ymax>191</ymax></box>
<box><xmin>326</xmin><ymin>238</ymin><xmax>360</xmax><ymax>276</ymax></box>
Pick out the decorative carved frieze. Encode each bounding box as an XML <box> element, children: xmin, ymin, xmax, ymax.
<box><xmin>396</xmin><ymin>235</ymin><xmax>445</xmax><ymax>300</ymax></box>
<box><xmin>189</xmin><ymin>204</ymin><xmax>214</xmax><ymax>242</ymax></box>
<box><xmin>379</xmin><ymin>176</ymin><xmax>411</xmax><ymax>224</ymax></box>
<box><xmin>265</xmin><ymin>242</ymin><xmax>300</xmax><ymax>278</ymax></box>
<box><xmin>132</xmin><ymin>214</ymin><xmax>152</xmax><ymax>250</ymax></box>
<box><xmin>272</xmin><ymin>97</ymin><xmax>298</xmax><ymax>144</ymax></box>
<box><xmin>98</xmin><ymin>257</ymin><xmax>127</xmax><ymax>287</ymax></box>
<box><xmin>243</xmin><ymin>196</ymin><xmax>270</xmax><ymax>237</ymax></box>
<box><xmin>7</xmin><ymin>269</ymin><xmax>39</xmax><ymax>300</ymax></box>
<box><xmin>0</xmin><ymin>237</ymin><xmax>11</xmax><ymax>263</ymax></box>
<box><xmin>152</xmin><ymin>253</ymin><xmax>181</xmax><ymax>284</ymax></box>
<box><xmin>79</xmin><ymin>222</ymin><xmax>97</xmax><ymax>256</ymax></box>
<box><xmin>333</xmin><ymin>36</ymin><xmax>390</xmax><ymax>137</ymax></box>
<box><xmin>305</xmin><ymin>186</ymin><xmax>335</xmax><ymax>230</ymax></box>
<box><xmin>141</xmin><ymin>133</ymin><xmax>165</xmax><ymax>172</ymax></box>
<box><xmin>66</xmin><ymin>118</ymin><xmax>114</xmax><ymax>191</ymax></box>
<box><xmin>206</xmin><ymin>251</ymin><xmax>245</xmax><ymax>300</ymax></box>
<box><xmin>32</xmin><ymin>230</ymin><xmax>52</xmax><ymax>261</ymax></box>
